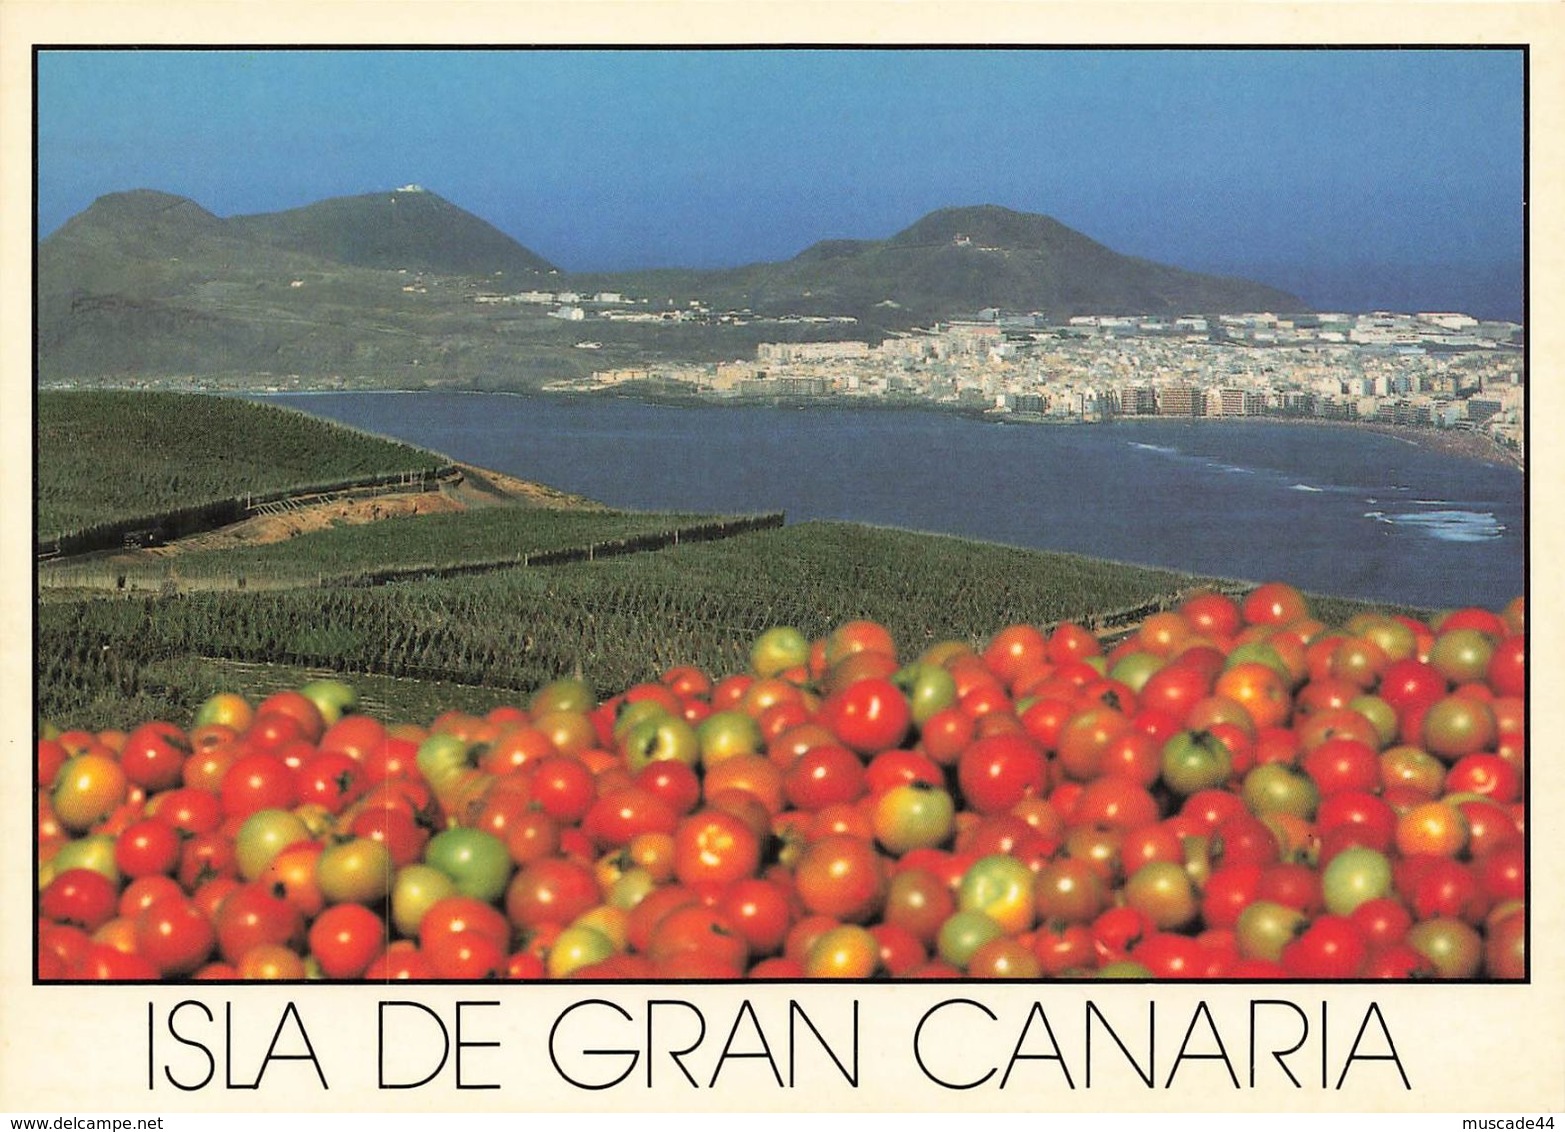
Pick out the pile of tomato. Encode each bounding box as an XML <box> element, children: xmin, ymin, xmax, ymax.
<box><xmin>37</xmin><ymin>581</ymin><xmax>1526</xmax><ymax>981</ymax></box>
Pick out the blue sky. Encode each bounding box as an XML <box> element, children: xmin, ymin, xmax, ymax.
<box><xmin>36</xmin><ymin>48</ymin><xmax>1525</xmax><ymax>317</ymax></box>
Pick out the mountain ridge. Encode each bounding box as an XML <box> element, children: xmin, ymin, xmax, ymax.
<box><xmin>37</xmin><ymin>187</ymin><xmax>1310</xmax><ymax>385</ymax></box>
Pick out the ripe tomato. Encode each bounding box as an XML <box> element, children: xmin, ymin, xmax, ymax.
<box><xmin>793</xmin><ymin>833</ymin><xmax>885</xmax><ymax>924</ymax></box>
<box><xmin>957</xmin><ymin>732</ymin><xmax>1047</xmax><ymax>814</ymax></box>
<box><xmin>213</xmin><ymin>883</ymin><xmax>304</xmax><ymax>965</ymax></box>
<box><xmin>1301</xmin><ymin>737</ymin><xmax>1381</xmax><ymax>797</ymax></box>
<box><xmin>504</xmin><ymin>858</ymin><xmax>598</xmax><ymax>930</ymax></box>
<box><xmin>218</xmin><ymin>753</ymin><xmax>297</xmax><ymax>819</ymax></box>
<box><xmin>1059</xmin><ymin>705</ymin><xmax>1136</xmax><ymax>782</ymax></box>
<box><xmin>118</xmin><ymin>721</ymin><xmax>190</xmax><ymax>792</ymax></box>
<box><xmin>308</xmin><ymin>903</ymin><xmax>386</xmax><ymax>979</ymax></box>
<box><xmin>419</xmin><ymin>894</ymin><xmax>511</xmax><ymax>973</ymax></box>
<box><xmin>982</xmin><ymin>624</ymin><xmax>1050</xmax><ymax>687</ymax></box>
<box><xmin>113</xmin><ymin>817</ymin><xmax>182</xmax><ymax>878</ymax></box>
<box><xmin>1281</xmin><ymin>914</ymin><xmax>1368</xmax><ymax>978</ymax></box>
<box><xmin>1242</xmin><ymin>583</ymin><xmax>1309</xmax><ymax>628</ymax></box>
<box><xmin>824</xmin><ymin>620</ymin><xmax>898</xmax><ymax>670</ymax></box>
<box><xmin>782</xmin><ymin>744</ymin><xmax>867</xmax><ymax>811</ymax></box>
<box><xmin>673</xmin><ymin>808</ymin><xmax>763</xmax><ymax>887</ymax></box>
<box><xmin>135</xmin><ymin>897</ymin><xmax>217</xmax><ymax>977</ymax></box>
<box><xmin>1069</xmin><ymin>776</ymin><xmax>1159</xmax><ymax>832</ymax></box>
<box><xmin>1180</xmin><ymin>591</ymin><xmax>1242</xmax><ymax>639</ymax></box>
<box><xmin>41</xmin><ymin>868</ymin><xmax>119</xmax><ymax>932</ymax></box>
<box><xmin>580</xmin><ymin>785</ymin><xmax>678</xmax><ymax>850</ymax></box>
<box><xmin>817</xmin><ymin>678</ymin><xmax>911</xmax><ymax>756</ymax></box>
<box><xmin>1214</xmin><ymin>662</ymin><xmax>1291</xmax><ymax>730</ymax></box>
<box><xmin>255</xmin><ymin>690</ymin><xmax>326</xmax><ymax>743</ymax></box>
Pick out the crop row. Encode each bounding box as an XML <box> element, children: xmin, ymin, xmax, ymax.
<box><xmin>39</xmin><ymin>510</ymin><xmax>777</xmax><ymax>592</ymax></box>
<box><xmin>37</xmin><ymin>521</ymin><xmax>1227</xmax><ymax>729</ymax></box>
<box><xmin>38</xmin><ymin>391</ymin><xmax>445</xmax><ymax>538</ymax></box>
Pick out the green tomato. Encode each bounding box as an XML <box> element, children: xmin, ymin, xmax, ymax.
<box><xmin>1123</xmin><ymin>860</ymin><xmax>1198</xmax><ymax>931</ymax></box>
<box><xmin>299</xmin><ymin>678</ymin><xmax>359</xmax><ymax>727</ymax></box>
<box><xmin>235</xmin><ymin>808</ymin><xmax>312</xmax><ymax>881</ymax></box>
<box><xmin>613</xmin><ymin>699</ymin><xmax>671</xmax><ymax>746</ymax></box>
<box><xmin>530</xmin><ymin>678</ymin><xmax>596</xmax><ymax>717</ymax></box>
<box><xmin>750</xmin><ymin>626</ymin><xmax>810</xmax><ymax>679</ymax></box>
<box><xmin>48</xmin><ymin>834</ymin><xmax>119</xmax><ymax>885</ymax></box>
<box><xmin>390</xmin><ymin>864</ymin><xmax>458</xmax><ymax>939</ymax></box>
<box><xmin>424</xmin><ymin>827</ymin><xmax>513</xmax><ymax>904</ymax></box>
<box><xmin>415</xmin><ymin>733</ymin><xmax>474</xmax><ymax>788</ymax></box>
<box><xmin>317</xmin><ymin>837</ymin><xmax>394</xmax><ymax>905</ymax></box>
<box><xmin>547</xmin><ymin>925</ymin><xmax>616</xmax><ymax>978</ymax></box>
<box><xmin>957</xmin><ymin>855</ymin><xmax>1036</xmax><ymax>935</ymax></box>
<box><xmin>1235</xmin><ymin>899</ymin><xmax>1307</xmax><ymax>962</ymax></box>
<box><xmin>1097</xmin><ymin>960</ymin><xmax>1155</xmax><ymax>980</ymax></box>
<box><xmin>893</xmin><ymin>662</ymin><xmax>958</xmax><ymax>726</ymax></box>
<box><xmin>619</xmin><ymin>715</ymin><xmax>699</xmax><ymax>774</ymax></box>
<box><xmin>696</xmin><ymin>710</ymin><xmax>762</xmax><ymax>767</ymax></box>
<box><xmin>1109</xmin><ymin>651</ymin><xmax>1164</xmax><ymax>695</ymax></box>
<box><xmin>1160</xmin><ymin>729</ymin><xmax>1233</xmax><ymax>796</ymax></box>
<box><xmin>1321</xmin><ymin>846</ymin><xmax>1393</xmax><ymax>917</ymax></box>
<box><xmin>872</xmin><ymin>782</ymin><xmax>956</xmax><ymax>855</ymax></box>
<box><xmin>1241</xmin><ymin>763</ymin><xmax>1319</xmax><ymax>820</ymax></box>
<box><xmin>1224</xmin><ymin>641</ymin><xmax>1291</xmax><ymax>683</ymax></box>
<box><xmin>936</xmin><ymin>909</ymin><xmax>1006</xmax><ymax>968</ymax></box>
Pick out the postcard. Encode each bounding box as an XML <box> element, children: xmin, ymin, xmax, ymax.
<box><xmin>3</xmin><ymin>1</ymin><xmax>1560</xmax><ymax>1120</ymax></box>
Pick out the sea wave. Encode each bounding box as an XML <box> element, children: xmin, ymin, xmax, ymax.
<box><xmin>1363</xmin><ymin>509</ymin><xmax>1504</xmax><ymax>543</ymax></box>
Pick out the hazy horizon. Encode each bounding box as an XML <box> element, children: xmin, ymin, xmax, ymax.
<box><xmin>37</xmin><ymin>48</ymin><xmax>1525</xmax><ymax>320</ymax></box>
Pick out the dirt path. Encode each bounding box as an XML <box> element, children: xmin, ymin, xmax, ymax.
<box><xmin>118</xmin><ymin>464</ymin><xmax>603</xmax><ymax>561</ymax></box>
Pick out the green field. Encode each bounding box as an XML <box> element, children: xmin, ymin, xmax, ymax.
<box><xmin>36</xmin><ymin>520</ymin><xmax>1232</xmax><ymax>729</ymax></box>
<box><xmin>38</xmin><ymin>506</ymin><xmax>754</xmax><ymax>590</ymax></box>
<box><xmin>37</xmin><ymin>390</ymin><xmax>445</xmax><ymax>538</ymax></box>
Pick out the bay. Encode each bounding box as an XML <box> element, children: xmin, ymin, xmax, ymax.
<box><xmin>262</xmin><ymin>392</ymin><xmax>1526</xmax><ymax>612</ymax></box>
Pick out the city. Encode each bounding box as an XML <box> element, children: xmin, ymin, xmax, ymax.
<box><xmin>540</xmin><ymin>305</ymin><xmax>1524</xmax><ymax>465</ymax></box>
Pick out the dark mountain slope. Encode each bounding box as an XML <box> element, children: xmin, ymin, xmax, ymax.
<box><xmin>227</xmin><ymin>187</ymin><xmax>557</xmax><ymax>277</ymax></box>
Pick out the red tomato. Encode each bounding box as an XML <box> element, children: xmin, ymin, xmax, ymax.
<box><xmin>113</xmin><ymin>817</ymin><xmax>182</xmax><ymax>878</ymax></box>
<box><xmin>218</xmin><ymin>753</ymin><xmax>297</xmax><ymax>819</ymax></box>
<box><xmin>1281</xmin><ymin>914</ymin><xmax>1368</xmax><ymax>978</ymax></box>
<box><xmin>41</xmin><ymin>868</ymin><xmax>118</xmax><ymax>932</ymax></box>
<box><xmin>958</xmin><ymin>733</ymin><xmax>1047</xmax><ymax>814</ymax></box>
<box><xmin>717</xmin><ymin>876</ymin><xmax>794</xmax><ymax>957</ymax></box>
<box><xmin>118</xmin><ymin>721</ymin><xmax>191</xmax><ymax>792</ymax></box>
<box><xmin>672</xmin><ymin>808</ymin><xmax>763</xmax><ymax>887</ymax></box>
<box><xmin>308</xmin><ymin>903</ymin><xmax>386</xmax><ymax>979</ymax></box>
<box><xmin>817</xmin><ymin>678</ymin><xmax>912</xmax><ymax>756</ymax></box>
<box><xmin>783</xmin><ymin>744</ymin><xmax>867</xmax><ymax>811</ymax></box>
<box><xmin>504</xmin><ymin>858</ymin><xmax>599</xmax><ymax>930</ymax></box>
<box><xmin>212</xmin><ymin>882</ymin><xmax>304</xmax><ymax>965</ymax></box>
<box><xmin>135</xmin><ymin>897</ymin><xmax>217</xmax><ymax>977</ymax></box>
<box><xmin>1242</xmin><ymin>583</ymin><xmax>1309</xmax><ymax>627</ymax></box>
<box><xmin>793</xmin><ymin>833</ymin><xmax>886</xmax><ymax>924</ymax></box>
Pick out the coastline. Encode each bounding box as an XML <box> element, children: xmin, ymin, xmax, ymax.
<box><xmin>1245</xmin><ymin>415</ymin><xmax>1524</xmax><ymax>472</ymax></box>
<box><xmin>59</xmin><ymin>377</ymin><xmax>1525</xmax><ymax>473</ymax></box>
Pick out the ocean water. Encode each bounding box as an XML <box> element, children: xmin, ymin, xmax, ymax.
<box><xmin>263</xmin><ymin>392</ymin><xmax>1526</xmax><ymax>612</ymax></box>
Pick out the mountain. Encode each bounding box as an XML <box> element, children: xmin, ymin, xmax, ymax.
<box><xmin>37</xmin><ymin>191</ymin><xmax>1306</xmax><ymax>385</ymax></box>
<box><xmin>648</xmin><ymin>204</ymin><xmax>1306</xmax><ymax>322</ymax></box>
<box><xmin>37</xmin><ymin>188</ymin><xmax>565</xmax><ymax>382</ymax></box>
<box><xmin>228</xmin><ymin>187</ymin><xmax>558</xmax><ymax>277</ymax></box>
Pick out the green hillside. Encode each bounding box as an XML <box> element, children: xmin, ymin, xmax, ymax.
<box><xmin>227</xmin><ymin>188</ymin><xmax>558</xmax><ymax>276</ymax></box>
<box><xmin>37</xmin><ymin>391</ymin><xmax>446</xmax><ymax>538</ymax></box>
